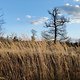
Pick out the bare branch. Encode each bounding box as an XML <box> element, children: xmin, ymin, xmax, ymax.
<box><xmin>42</xmin><ymin>8</ymin><xmax>69</xmax><ymax>43</ymax></box>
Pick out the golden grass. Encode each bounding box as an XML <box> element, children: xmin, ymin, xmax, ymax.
<box><xmin>0</xmin><ymin>40</ymin><xmax>80</xmax><ymax>80</ymax></box>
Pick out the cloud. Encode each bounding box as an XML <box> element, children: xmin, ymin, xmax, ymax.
<box><xmin>59</xmin><ymin>4</ymin><xmax>80</xmax><ymax>23</ymax></box>
<box><xmin>70</xmin><ymin>17</ymin><xmax>80</xmax><ymax>24</ymax></box>
<box><xmin>74</xmin><ymin>0</ymin><xmax>80</xmax><ymax>2</ymax></box>
<box><xmin>64</xmin><ymin>3</ymin><xmax>72</xmax><ymax>7</ymax></box>
<box><xmin>31</xmin><ymin>17</ymin><xmax>49</xmax><ymax>25</ymax></box>
<box><xmin>16</xmin><ymin>18</ymin><xmax>21</xmax><ymax>21</ymax></box>
<box><xmin>75</xmin><ymin>5</ymin><xmax>80</xmax><ymax>8</ymax></box>
<box><xmin>65</xmin><ymin>3</ymin><xmax>71</xmax><ymax>6</ymax></box>
<box><xmin>26</xmin><ymin>15</ymin><xmax>32</xmax><ymax>19</ymax></box>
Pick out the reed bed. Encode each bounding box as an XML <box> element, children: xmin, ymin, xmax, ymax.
<box><xmin>0</xmin><ymin>40</ymin><xmax>80</xmax><ymax>80</ymax></box>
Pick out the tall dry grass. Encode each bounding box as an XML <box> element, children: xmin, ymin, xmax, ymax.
<box><xmin>0</xmin><ymin>40</ymin><xmax>80</xmax><ymax>80</ymax></box>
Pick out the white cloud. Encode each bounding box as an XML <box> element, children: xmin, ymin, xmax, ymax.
<box><xmin>64</xmin><ymin>3</ymin><xmax>80</xmax><ymax>8</ymax></box>
<box><xmin>58</xmin><ymin>13</ymin><xmax>62</xmax><ymax>16</ymax></box>
<box><xmin>26</xmin><ymin>15</ymin><xmax>32</xmax><ymax>19</ymax></box>
<box><xmin>65</xmin><ymin>3</ymin><xmax>70</xmax><ymax>6</ymax></box>
<box><xmin>16</xmin><ymin>18</ymin><xmax>21</xmax><ymax>21</ymax></box>
<box><xmin>65</xmin><ymin>3</ymin><xmax>72</xmax><ymax>7</ymax></box>
<box><xmin>59</xmin><ymin>4</ymin><xmax>80</xmax><ymax>24</ymax></box>
<box><xmin>60</xmin><ymin>5</ymin><xmax>79</xmax><ymax>15</ymax></box>
<box><xmin>75</xmin><ymin>5</ymin><xmax>80</xmax><ymax>8</ymax></box>
<box><xmin>74</xmin><ymin>0</ymin><xmax>80</xmax><ymax>2</ymax></box>
<box><xmin>31</xmin><ymin>17</ymin><xmax>49</xmax><ymax>25</ymax></box>
<box><xmin>70</xmin><ymin>17</ymin><xmax>80</xmax><ymax>24</ymax></box>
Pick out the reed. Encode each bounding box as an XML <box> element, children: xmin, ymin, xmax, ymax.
<box><xmin>0</xmin><ymin>40</ymin><xmax>80</xmax><ymax>80</ymax></box>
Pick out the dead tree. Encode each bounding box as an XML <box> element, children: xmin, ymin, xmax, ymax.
<box><xmin>31</xmin><ymin>29</ymin><xmax>37</xmax><ymax>41</ymax></box>
<box><xmin>0</xmin><ymin>10</ymin><xmax>5</xmax><ymax>37</ymax></box>
<box><xmin>42</xmin><ymin>8</ymin><xmax>69</xmax><ymax>43</ymax></box>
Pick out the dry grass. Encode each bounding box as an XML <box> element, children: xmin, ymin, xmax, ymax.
<box><xmin>0</xmin><ymin>40</ymin><xmax>80</xmax><ymax>80</ymax></box>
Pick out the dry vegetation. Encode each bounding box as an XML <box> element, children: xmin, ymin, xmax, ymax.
<box><xmin>0</xmin><ymin>40</ymin><xmax>80</xmax><ymax>80</ymax></box>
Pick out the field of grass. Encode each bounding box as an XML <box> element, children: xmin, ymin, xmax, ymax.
<box><xmin>0</xmin><ymin>40</ymin><xmax>80</xmax><ymax>80</ymax></box>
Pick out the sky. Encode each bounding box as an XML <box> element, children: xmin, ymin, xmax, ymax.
<box><xmin>0</xmin><ymin>0</ymin><xmax>80</xmax><ymax>39</ymax></box>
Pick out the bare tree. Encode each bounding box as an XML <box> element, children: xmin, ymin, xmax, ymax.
<box><xmin>42</xmin><ymin>8</ymin><xmax>69</xmax><ymax>43</ymax></box>
<box><xmin>0</xmin><ymin>10</ymin><xmax>5</xmax><ymax>37</ymax></box>
<box><xmin>31</xmin><ymin>29</ymin><xmax>37</xmax><ymax>41</ymax></box>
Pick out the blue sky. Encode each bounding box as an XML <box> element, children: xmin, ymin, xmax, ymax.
<box><xmin>0</xmin><ymin>0</ymin><xmax>80</xmax><ymax>39</ymax></box>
